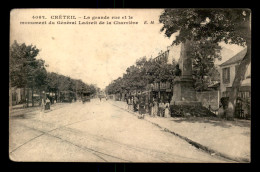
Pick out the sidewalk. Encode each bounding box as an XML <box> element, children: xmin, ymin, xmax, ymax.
<box><xmin>9</xmin><ymin>103</ymin><xmax>69</xmax><ymax>117</ymax></box>
<box><xmin>109</xmin><ymin>100</ymin><xmax>251</xmax><ymax>163</ymax></box>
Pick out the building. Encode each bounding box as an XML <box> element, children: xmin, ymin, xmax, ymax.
<box><xmin>219</xmin><ymin>48</ymin><xmax>250</xmax><ymax>98</ymax></box>
<box><xmin>150</xmin><ymin>45</ymin><xmax>176</xmax><ymax>102</ymax></box>
<box><xmin>153</xmin><ymin>45</ymin><xmax>176</xmax><ymax>65</ymax></box>
<box><xmin>10</xmin><ymin>87</ymin><xmax>45</xmax><ymax>107</ymax></box>
<box><xmin>11</xmin><ymin>87</ymin><xmax>23</xmax><ymax>105</ymax></box>
<box><xmin>218</xmin><ymin>48</ymin><xmax>251</xmax><ymax>118</ymax></box>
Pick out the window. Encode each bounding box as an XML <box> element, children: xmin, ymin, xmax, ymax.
<box><xmin>222</xmin><ymin>67</ymin><xmax>230</xmax><ymax>84</ymax></box>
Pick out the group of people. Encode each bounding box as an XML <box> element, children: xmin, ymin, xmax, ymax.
<box><xmin>150</xmin><ymin>99</ymin><xmax>171</xmax><ymax>118</ymax></box>
<box><xmin>125</xmin><ymin>96</ymin><xmax>171</xmax><ymax>119</ymax></box>
<box><xmin>41</xmin><ymin>97</ymin><xmax>51</xmax><ymax>111</ymax></box>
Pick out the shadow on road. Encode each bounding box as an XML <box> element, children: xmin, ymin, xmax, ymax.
<box><xmin>10</xmin><ymin>113</ymin><xmax>34</xmax><ymax>119</ymax></box>
<box><xmin>171</xmin><ymin>117</ymin><xmax>250</xmax><ymax>128</ymax></box>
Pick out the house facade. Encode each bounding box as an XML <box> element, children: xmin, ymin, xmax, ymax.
<box><xmin>219</xmin><ymin>48</ymin><xmax>250</xmax><ymax>98</ymax></box>
<box><xmin>218</xmin><ymin>48</ymin><xmax>251</xmax><ymax>118</ymax></box>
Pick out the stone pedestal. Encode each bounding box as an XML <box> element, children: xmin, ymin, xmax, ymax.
<box><xmin>170</xmin><ymin>76</ymin><xmax>201</xmax><ymax>106</ymax></box>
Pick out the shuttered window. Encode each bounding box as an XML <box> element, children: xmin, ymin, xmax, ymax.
<box><xmin>222</xmin><ymin>67</ymin><xmax>230</xmax><ymax>84</ymax></box>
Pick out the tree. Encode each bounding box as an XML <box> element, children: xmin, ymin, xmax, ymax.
<box><xmin>10</xmin><ymin>41</ymin><xmax>47</xmax><ymax>107</ymax></box>
<box><xmin>159</xmin><ymin>9</ymin><xmax>251</xmax><ymax>119</ymax></box>
<box><xmin>189</xmin><ymin>39</ymin><xmax>221</xmax><ymax>91</ymax></box>
<box><xmin>105</xmin><ymin>56</ymin><xmax>177</xmax><ymax>97</ymax></box>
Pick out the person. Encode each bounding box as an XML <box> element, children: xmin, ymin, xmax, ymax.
<box><xmin>129</xmin><ymin>97</ymin><xmax>133</xmax><ymax>111</ymax></box>
<box><xmin>153</xmin><ymin>99</ymin><xmax>158</xmax><ymax>117</ymax></box>
<box><xmin>127</xmin><ymin>97</ymin><xmax>130</xmax><ymax>110</ymax></box>
<box><xmin>133</xmin><ymin>96</ymin><xmax>139</xmax><ymax>112</ymax></box>
<box><xmin>138</xmin><ymin>97</ymin><xmax>146</xmax><ymax>119</ymax></box>
<box><xmin>45</xmin><ymin>97</ymin><xmax>51</xmax><ymax>110</ymax></box>
<box><xmin>125</xmin><ymin>96</ymin><xmax>129</xmax><ymax>109</ymax></box>
<box><xmin>164</xmin><ymin>101</ymin><xmax>171</xmax><ymax>118</ymax></box>
<box><xmin>162</xmin><ymin>102</ymin><xmax>166</xmax><ymax>117</ymax></box>
<box><xmin>159</xmin><ymin>100</ymin><xmax>164</xmax><ymax>117</ymax></box>
<box><xmin>149</xmin><ymin>99</ymin><xmax>153</xmax><ymax>116</ymax></box>
<box><xmin>99</xmin><ymin>97</ymin><xmax>102</xmax><ymax>102</ymax></box>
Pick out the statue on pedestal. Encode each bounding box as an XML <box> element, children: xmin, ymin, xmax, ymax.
<box><xmin>170</xmin><ymin>40</ymin><xmax>201</xmax><ymax>106</ymax></box>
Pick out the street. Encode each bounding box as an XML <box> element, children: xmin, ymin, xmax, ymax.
<box><xmin>9</xmin><ymin>99</ymin><xmax>230</xmax><ymax>162</ymax></box>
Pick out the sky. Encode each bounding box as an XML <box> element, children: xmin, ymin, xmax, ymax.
<box><xmin>10</xmin><ymin>9</ymin><xmax>245</xmax><ymax>89</ymax></box>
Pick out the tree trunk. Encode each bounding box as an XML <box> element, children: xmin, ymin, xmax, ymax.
<box><xmin>31</xmin><ymin>88</ymin><xmax>34</xmax><ymax>107</ymax></box>
<box><xmin>226</xmin><ymin>43</ymin><xmax>251</xmax><ymax>120</ymax></box>
<box><xmin>23</xmin><ymin>88</ymin><xmax>26</xmax><ymax>103</ymax></box>
<box><xmin>55</xmin><ymin>90</ymin><xmax>57</xmax><ymax>102</ymax></box>
<box><xmin>26</xmin><ymin>88</ymin><xmax>29</xmax><ymax>107</ymax></box>
<box><xmin>225</xmin><ymin>18</ymin><xmax>251</xmax><ymax>120</ymax></box>
<box><xmin>58</xmin><ymin>90</ymin><xmax>60</xmax><ymax>102</ymax></box>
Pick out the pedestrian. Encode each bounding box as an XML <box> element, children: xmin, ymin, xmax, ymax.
<box><xmin>153</xmin><ymin>99</ymin><xmax>158</xmax><ymax>117</ymax></box>
<box><xmin>164</xmin><ymin>101</ymin><xmax>171</xmax><ymax>118</ymax></box>
<box><xmin>149</xmin><ymin>99</ymin><xmax>153</xmax><ymax>116</ymax></box>
<box><xmin>125</xmin><ymin>97</ymin><xmax>129</xmax><ymax>109</ymax></box>
<box><xmin>138</xmin><ymin>97</ymin><xmax>146</xmax><ymax>119</ymax></box>
<box><xmin>46</xmin><ymin>97</ymin><xmax>51</xmax><ymax>110</ymax></box>
<box><xmin>161</xmin><ymin>101</ymin><xmax>166</xmax><ymax>117</ymax></box>
<box><xmin>129</xmin><ymin>97</ymin><xmax>133</xmax><ymax>111</ymax></box>
<box><xmin>159</xmin><ymin>100</ymin><xmax>164</xmax><ymax>117</ymax></box>
<box><xmin>133</xmin><ymin>96</ymin><xmax>139</xmax><ymax>112</ymax></box>
<box><xmin>99</xmin><ymin>97</ymin><xmax>102</xmax><ymax>102</ymax></box>
<box><xmin>127</xmin><ymin>97</ymin><xmax>131</xmax><ymax>110</ymax></box>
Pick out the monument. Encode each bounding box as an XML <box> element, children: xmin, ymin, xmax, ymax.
<box><xmin>170</xmin><ymin>40</ymin><xmax>201</xmax><ymax>106</ymax></box>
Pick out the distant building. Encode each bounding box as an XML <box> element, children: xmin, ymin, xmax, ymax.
<box><xmin>218</xmin><ymin>48</ymin><xmax>251</xmax><ymax>98</ymax></box>
<box><xmin>153</xmin><ymin>45</ymin><xmax>176</xmax><ymax>65</ymax></box>
<box><xmin>10</xmin><ymin>87</ymin><xmax>40</xmax><ymax>106</ymax></box>
<box><xmin>149</xmin><ymin>45</ymin><xmax>176</xmax><ymax>102</ymax></box>
<box><xmin>11</xmin><ymin>87</ymin><xmax>23</xmax><ymax>105</ymax></box>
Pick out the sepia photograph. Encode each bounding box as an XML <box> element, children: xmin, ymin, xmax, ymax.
<box><xmin>9</xmin><ymin>8</ymin><xmax>251</xmax><ymax>163</ymax></box>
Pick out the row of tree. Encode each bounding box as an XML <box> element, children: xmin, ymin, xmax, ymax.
<box><xmin>9</xmin><ymin>40</ymin><xmax>98</xmax><ymax>108</ymax></box>
<box><xmin>105</xmin><ymin>56</ymin><xmax>177</xmax><ymax>95</ymax></box>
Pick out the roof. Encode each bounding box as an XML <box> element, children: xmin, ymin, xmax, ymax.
<box><xmin>219</xmin><ymin>48</ymin><xmax>247</xmax><ymax>67</ymax></box>
<box><xmin>208</xmin><ymin>82</ymin><xmax>220</xmax><ymax>88</ymax></box>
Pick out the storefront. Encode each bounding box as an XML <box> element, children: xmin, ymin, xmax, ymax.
<box><xmin>150</xmin><ymin>82</ymin><xmax>172</xmax><ymax>102</ymax></box>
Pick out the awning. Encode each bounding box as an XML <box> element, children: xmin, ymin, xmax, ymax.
<box><xmin>241</xmin><ymin>78</ymin><xmax>251</xmax><ymax>87</ymax></box>
<box><xmin>208</xmin><ymin>82</ymin><xmax>220</xmax><ymax>88</ymax></box>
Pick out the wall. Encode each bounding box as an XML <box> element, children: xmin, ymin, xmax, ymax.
<box><xmin>196</xmin><ymin>90</ymin><xmax>220</xmax><ymax>110</ymax></box>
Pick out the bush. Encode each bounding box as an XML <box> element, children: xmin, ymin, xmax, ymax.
<box><xmin>170</xmin><ymin>105</ymin><xmax>216</xmax><ymax>117</ymax></box>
